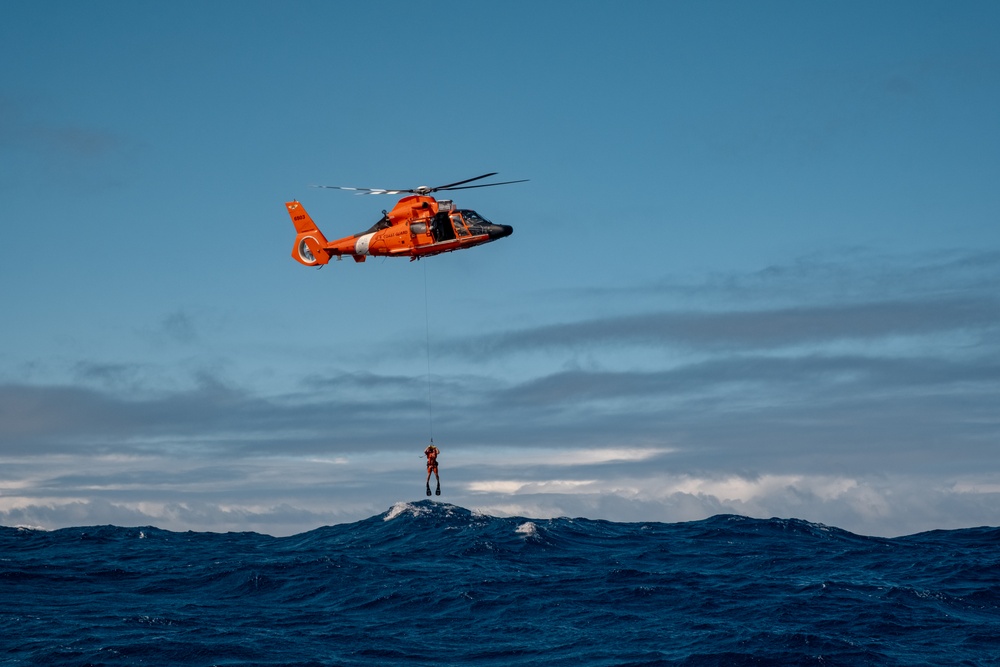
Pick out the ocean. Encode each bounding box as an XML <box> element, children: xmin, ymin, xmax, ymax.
<box><xmin>2</xmin><ymin>501</ymin><xmax>998</xmax><ymax>665</ymax></box>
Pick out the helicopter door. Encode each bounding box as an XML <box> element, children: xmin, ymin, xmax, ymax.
<box><xmin>450</xmin><ymin>214</ymin><xmax>470</xmax><ymax>237</ymax></box>
<box><xmin>431</xmin><ymin>211</ymin><xmax>455</xmax><ymax>243</ymax></box>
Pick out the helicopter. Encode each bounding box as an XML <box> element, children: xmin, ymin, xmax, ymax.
<box><xmin>285</xmin><ymin>172</ymin><xmax>526</xmax><ymax>265</ymax></box>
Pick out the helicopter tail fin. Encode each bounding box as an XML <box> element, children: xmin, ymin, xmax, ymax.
<box><xmin>286</xmin><ymin>201</ymin><xmax>331</xmax><ymax>266</ymax></box>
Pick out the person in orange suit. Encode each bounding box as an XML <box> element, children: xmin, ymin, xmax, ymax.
<box><xmin>424</xmin><ymin>443</ymin><xmax>440</xmax><ymax>496</ymax></box>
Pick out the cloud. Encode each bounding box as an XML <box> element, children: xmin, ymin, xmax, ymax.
<box><xmin>466</xmin><ymin>480</ymin><xmax>597</xmax><ymax>494</ymax></box>
<box><xmin>492</xmin><ymin>353</ymin><xmax>1000</xmax><ymax>410</ymax></box>
<box><xmin>449</xmin><ymin>285</ymin><xmax>1000</xmax><ymax>357</ymax></box>
<box><xmin>462</xmin><ymin>472</ymin><xmax>1000</xmax><ymax>538</ymax></box>
<box><xmin>482</xmin><ymin>298</ymin><xmax>988</xmax><ymax>354</ymax></box>
<box><xmin>4</xmin><ymin>448</ymin><xmax>998</xmax><ymax>537</ymax></box>
<box><xmin>0</xmin><ymin>95</ymin><xmax>126</xmax><ymax>158</ymax></box>
<box><xmin>1</xmin><ymin>250</ymin><xmax>998</xmax><ymax>536</ymax></box>
<box><xmin>160</xmin><ymin>311</ymin><xmax>199</xmax><ymax>345</ymax></box>
<box><xmin>0</xmin><ymin>94</ymin><xmax>142</xmax><ymax>192</ymax></box>
<box><xmin>0</xmin><ymin>450</ymin><xmax>399</xmax><ymax>534</ymax></box>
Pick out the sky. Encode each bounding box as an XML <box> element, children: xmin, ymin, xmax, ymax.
<box><xmin>2</xmin><ymin>1</ymin><xmax>999</xmax><ymax>537</ymax></box>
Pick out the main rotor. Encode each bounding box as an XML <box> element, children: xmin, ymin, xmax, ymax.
<box><xmin>312</xmin><ymin>172</ymin><xmax>528</xmax><ymax>196</ymax></box>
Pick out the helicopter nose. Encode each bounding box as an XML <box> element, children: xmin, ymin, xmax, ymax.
<box><xmin>488</xmin><ymin>224</ymin><xmax>513</xmax><ymax>240</ymax></box>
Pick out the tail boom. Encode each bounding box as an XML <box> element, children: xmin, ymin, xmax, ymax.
<box><xmin>286</xmin><ymin>201</ymin><xmax>331</xmax><ymax>266</ymax></box>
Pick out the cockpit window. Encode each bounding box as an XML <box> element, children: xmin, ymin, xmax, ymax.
<box><xmin>459</xmin><ymin>210</ymin><xmax>491</xmax><ymax>225</ymax></box>
<box><xmin>450</xmin><ymin>214</ymin><xmax>469</xmax><ymax>237</ymax></box>
<box><xmin>363</xmin><ymin>215</ymin><xmax>391</xmax><ymax>234</ymax></box>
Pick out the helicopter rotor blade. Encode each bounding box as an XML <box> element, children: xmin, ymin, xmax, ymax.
<box><xmin>436</xmin><ymin>179</ymin><xmax>530</xmax><ymax>191</ymax></box>
<box><xmin>429</xmin><ymin>172</ymin><xmax>498</xmax><ymax>191</ymax></box>
<box><xmin>311</xmin><ymin>185</ymin><xmax>410</xmax><ymax>195</ymax></box>
<box><xmin>310</xmin><ymin>173</ymin><xmax>527</xmax><ymax>196</ymax></box>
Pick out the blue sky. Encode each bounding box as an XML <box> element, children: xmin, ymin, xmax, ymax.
<box><xmin>2</xmin><ymin>1</ymin><xmax>999</xmax><ymax>536</ymax></box>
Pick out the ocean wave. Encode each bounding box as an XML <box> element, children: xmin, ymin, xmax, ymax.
<box><xmin>2</xmin><ymin>502</ymin><xmax>998</xmax><ymax>665</ymax></box>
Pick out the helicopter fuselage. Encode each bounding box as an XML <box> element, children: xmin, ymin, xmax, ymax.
<box><xmin>287</xmin><ymin>195</ymin><xmax>513</xmax><ymax>265</ymax></box>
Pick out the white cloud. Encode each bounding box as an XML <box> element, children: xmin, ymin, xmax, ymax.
<box><xmin>2</xmin><ymin>460</ymin><xmax>998</xmax><ymax>537</ymax></box>
<box><xmin>449</xmin><ymin>446</ymin><xmax>673</xmax><ymax>468</ymax></box>
<box><xmin>466</xmin><ymin>479</ymin><xmax>597</xmax><ymax>494</ymax></box>
<box><xmin>461</xmin><ymin>471</ymin><xmax>1000</xmax><ymax>537</ymax></box>
<box><xmin>951</xmin><ymin>481</ymin><xmax>1000</xmax><ymax>494</ymax></box>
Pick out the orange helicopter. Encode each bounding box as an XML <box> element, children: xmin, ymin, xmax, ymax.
<box><xmin>285</xmin><ymin>172</ymin><xmax>526</xmax><ymax>265</ymax></box>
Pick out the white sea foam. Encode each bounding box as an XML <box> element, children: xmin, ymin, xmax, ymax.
<box><xmin>383</xmin><ymin>502</ymin><xmax>431</xmax><ymax>521</ymax></box>
<box><xmin>516</xmin><ymin>521</ymin><xmax>538</xmax><ymax>537</ymax></box>
<box><xmin>384</xmin><ymin>502</ymin><xmax>411</xmax><ymax>521</ymax></box>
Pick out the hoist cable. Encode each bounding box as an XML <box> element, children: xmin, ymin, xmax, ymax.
<box><xmin>422</xmin><ymin>260</ymin><xmax>434</xmax><ymax>443</ymax></box>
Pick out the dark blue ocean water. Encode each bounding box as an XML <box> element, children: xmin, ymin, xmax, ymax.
<box><xmin>2</xmin><ymin>501</ymin><xmax>998</xmax><ymax>666</ymax></box>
